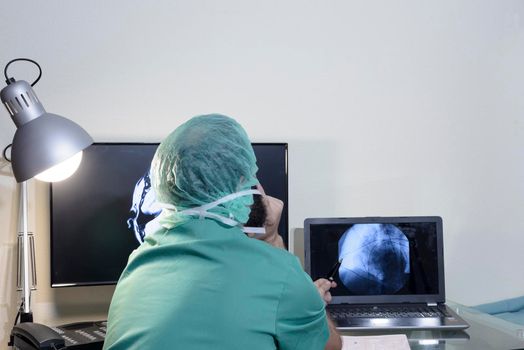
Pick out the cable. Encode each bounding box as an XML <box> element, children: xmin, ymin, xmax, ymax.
<box><xmin>3</xmin><ymin>58</ymin><xmax>42</xmax><ymax>86</ymax></box>
<box><xmin>13</xmin><ymin>311</ymin><xmax>20</xmax><ymax>326</ymax></box>
<box><xmin>3</xmin><ymin>144</ymin><xmax>12</xmax><ymax>162</ymax></box>
<box><xmin>13</xmin><ymin>301</ymin><xmax>23</xmax><ymax>326</ymax></box>
<box><xmin>7</xmin><ymin>301</ymin><xmax>23</xmax><ymax>348</ymax></box>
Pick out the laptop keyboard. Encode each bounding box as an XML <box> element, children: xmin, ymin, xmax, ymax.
<box><xmin>329</xmin><ymin>305</ymin><xmax>451</xmax><ymax>320</ymax></box>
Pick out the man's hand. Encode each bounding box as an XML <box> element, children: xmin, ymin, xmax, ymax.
<box><xmin>314</xmin><ymin>278</ymin><xmax>337</xmax><ymax>305</ymax></box>
<box><xmin>246</xmin><ymin>184</ymin><xmax>285</xmax><ymax>249</ymax></box>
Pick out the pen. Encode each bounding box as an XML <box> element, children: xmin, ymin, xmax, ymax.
<box><xmin>326</xmin><ymin>259</ymin><xmax>342</xmax><ymax>282</ymax></box>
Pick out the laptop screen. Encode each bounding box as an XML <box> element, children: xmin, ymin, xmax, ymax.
<box><xmin>304</xmin><ymin>217</ymin><xmax>446</xmax><ymax>304</ymax></box>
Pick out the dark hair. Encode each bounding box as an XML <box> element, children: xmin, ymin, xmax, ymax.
<box><xmin>245</xmin><ymin>194</ymin><xmax>267</xmax><ymax>228</ymax></box>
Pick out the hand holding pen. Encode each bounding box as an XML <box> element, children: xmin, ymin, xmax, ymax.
<box><xmin>314</xmin><ymin>279</ymin><xmax>336</xmax><ymax>305</ymax></box>
<box><xmin>326</xmin><ymin>259</ymin><xmax>342</xmax><ymax>282</ymax></box>
<box><xmin>313</xmin><ymin>258</ymin><xmax>342</xmax><ymax>305</ymax></box>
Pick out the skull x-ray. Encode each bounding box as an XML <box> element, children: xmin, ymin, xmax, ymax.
<box><xmin>338</xmin><ymin>224</ymin><xmax>410</xmax><ymax>295</ymax></box>
<box><xmin>127</xmin><ymin>168</ymin><xmax>162</xmax><ymax>243</ymax></box>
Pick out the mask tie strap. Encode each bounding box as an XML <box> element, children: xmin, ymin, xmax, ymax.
<box><xmin>179</xmin><ymin>209</ymin><xmax>239</xmax><ymax>226</ymax></box>
<box><xmin>197</xmin><ymin>189</ymin><xmax>261</xmax><ymax>212</ymax></box>
<box><xmin>157</xmin><ymin>189</ymin><xmax>262</xmax><ymax>227</ymax></box>
<box><xmin>242</xmin><ymin>227</ymin><xmax>266</xmax><ymax>234</ymax></box>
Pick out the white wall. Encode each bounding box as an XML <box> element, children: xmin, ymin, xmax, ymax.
<box><xmin>1</xmin><ymin>0</ymin><xmax>523</xmax><ymax>344</ymax></box>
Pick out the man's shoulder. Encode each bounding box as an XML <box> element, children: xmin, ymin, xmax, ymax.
<box><xmin>243</xmin><ymin>238</ymin><xmax>312</xmax><ymax>284</ymax></box>
<box><xmin>248</xmin><ymin>236</ymin><xmax>299</xmax><ymax>262</ymax></box>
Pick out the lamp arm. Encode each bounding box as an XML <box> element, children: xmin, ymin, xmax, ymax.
<box><xmin>20</xmin><ymin>181</ymin><xmax>33</xmax><ymax>322</ymax></box>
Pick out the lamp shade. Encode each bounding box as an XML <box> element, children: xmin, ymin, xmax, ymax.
<box><xmin>1</xmin><ymin>79</ymin><xmax>93</xmax><ymax>182</ymax></box>
<box><xmin>11</xmin><ymin>113</ymin><xmax>93</xmax><ymax>182</ymax></box>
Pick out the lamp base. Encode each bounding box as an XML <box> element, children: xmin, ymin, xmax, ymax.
<box><xmin>8</xmin><ymin>312</ymin><xmax>33</xmax><ymax>347</ymax></box>
<box><xmin>20</xmin><ymin>311</ymin><xmax>33</xmax><ymax>323</ymax></box>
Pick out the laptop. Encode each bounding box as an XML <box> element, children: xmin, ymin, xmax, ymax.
<box><xmin>304</xmin><ymin>216</ymin><xmax>469</xmax><ymax>330</ymax></box>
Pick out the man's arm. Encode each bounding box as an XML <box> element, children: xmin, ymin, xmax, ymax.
<box><xmin>251</xmin><ymin>185</ymin><xmax>341</xmax><ymax>349</ymax></box>
<box><xmin>315</xmin><ymin>279</ymin><xmax>342</xmax><ymax>350</ymax></box>
<box><xmin>325</xmin><ymin>315</ymin><xmax>342</xmax><ymax>350</ymax></box>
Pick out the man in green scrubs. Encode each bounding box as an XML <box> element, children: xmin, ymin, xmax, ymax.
<box><xmin>103</xmin><ymin>114</ymin><xmax>341</xmax><ymax>350</ymax></box>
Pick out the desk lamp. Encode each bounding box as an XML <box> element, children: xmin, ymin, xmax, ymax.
<box><xmin>1</xmin><ymin>58</ymin><xmax>93</xmax><ymax>323</ymax></box>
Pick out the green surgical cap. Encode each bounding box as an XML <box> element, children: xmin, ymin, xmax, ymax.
<box><xmin>151</xmin><ymin>114</ymin><xmax>259</xmax><ymax>227</ymax></box>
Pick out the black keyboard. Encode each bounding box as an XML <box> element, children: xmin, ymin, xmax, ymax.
<box><xmin>329</xmin><ymin>305</ymin><xmax>452</xmax><ymax>320</ymax></box>
<box><xmin>51</xmin><ymin>321</ymin><xmax>106</xmax><ymax>349</ymax></box>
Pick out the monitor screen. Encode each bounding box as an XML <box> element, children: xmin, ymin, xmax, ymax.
<box><xmin>308</xmin><ymin>222</ymin><xmax>439</xmax><ymax>297</ymax></box>
<box><xmin>50</xmin><ymin>142</ymin><xmax>288</xmax><ymax>287</ymax></box>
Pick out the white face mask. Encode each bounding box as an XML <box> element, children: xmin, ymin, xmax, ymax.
<box><xmin>158</xmin><ymin>189</ymin><xmax>266</xmax><ymax>234</ymax></box>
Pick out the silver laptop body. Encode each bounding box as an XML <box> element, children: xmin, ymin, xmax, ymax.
<box><xmin>304</xmin><ymin>216</ymin><xmax>469</xmax><ymax>331</ymax></box>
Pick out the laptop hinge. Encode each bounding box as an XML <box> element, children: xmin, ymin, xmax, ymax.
<box><xmin>427</xmin><ymin>302</ymin><xmax>437</xmax><ymax>307</ymax></box>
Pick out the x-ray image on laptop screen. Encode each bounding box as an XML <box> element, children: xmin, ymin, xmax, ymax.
<box><xmin>307</xmin><ymin>219</ymin><xmax>440</xmax><ymax>297</ymax></box>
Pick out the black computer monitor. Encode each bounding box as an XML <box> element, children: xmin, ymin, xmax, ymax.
<box><xmin>50</xmin><ymin>142</ymin><xmax>288</xmax><ymax>287</ymax></box>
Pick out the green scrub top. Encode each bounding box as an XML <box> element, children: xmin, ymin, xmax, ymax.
<box><xmin>103</xmin><ymin>219</ymin><xmax>329</xmax><ymax>350</ymax></box>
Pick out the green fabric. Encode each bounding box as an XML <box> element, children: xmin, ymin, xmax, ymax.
<box><xmin>151</xmin><ymin>114</ymin><xmax>259</xmax><ymax>229</ymax></box>
<box><xmin>103</xmin><ymin>220</ymin><xmax>329</xmax><ymax>350</ymax></box>
<box><xmin>474</xmin><ymin>296</ymin><xmax>524</xmax><ymax>326</ymax></box>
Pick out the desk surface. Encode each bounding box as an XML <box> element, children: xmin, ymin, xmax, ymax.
<box><xmin>340</xmin><ymin>302</ymin><xmax>524</xmax><ymax>349</ymax></box>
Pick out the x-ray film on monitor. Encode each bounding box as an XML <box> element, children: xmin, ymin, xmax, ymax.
<box><xmin>308</xmin><ymin>222</ymin><xmax>439</xmax><ymax>297</ymax></box>
<box><xmin>127</xmin><ymin>168</ymin><xmax>162</xmax><ymax>243</ymax></box>
<box><xmin>338</xmin><ymin>224</ymin><xmax>410</xmax><ymax>294</ymax></box>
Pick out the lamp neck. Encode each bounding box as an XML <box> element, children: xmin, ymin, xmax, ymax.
<box><xmin>0</xmin><ymin>79</ymin><xmax>46</xmax><ymax>127</ymax></box>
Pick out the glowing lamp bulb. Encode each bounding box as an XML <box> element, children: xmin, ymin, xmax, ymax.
<box><xmin>35</xmin><ymin>151</ymin><xmax>83</xmax><ymax>182</ymax></box>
